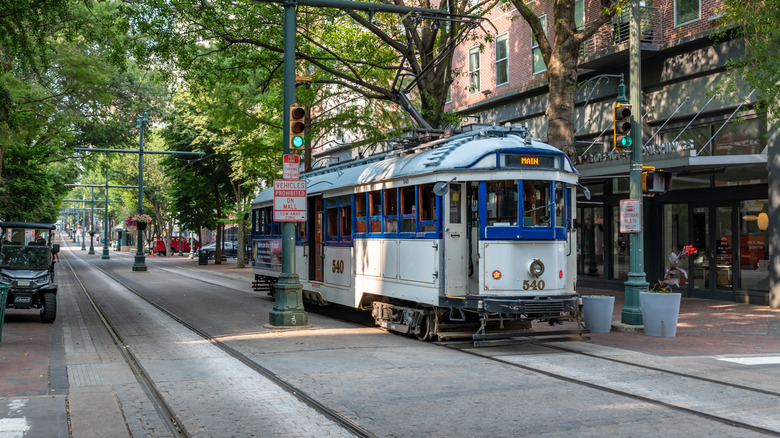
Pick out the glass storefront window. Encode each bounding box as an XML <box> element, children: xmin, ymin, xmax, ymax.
<box><xmin>740</xmin><ymin>200</ymin><xmax>769</xmax><ymax>291</ymax></box>
<box><xmin>660</xmin><ymin>125</ymin><xmax>710</xmax><ymax>156</ymax></box>
<box><xmin>612</xmin><ymin>206</ymin><xmax>630</xmax><ymax>279</ymax></box>
<box><xmin>578</xmin><ymin>207</ymin><xmax>605</xmax><ymax>277</ymax></box>
<box><xmin>714</xmin><ymin>164</ymin><xmax>767</xmax><ymax>187</ymax></box>
<box><xmin>662</xmin><ymin>204</ymin><xmax>690</xmax><ymax>286</ymax></box>
<box><xmin>713</xmin><ymin>117</ymin><xmax>766</xmax><ymax>156</ymax></box>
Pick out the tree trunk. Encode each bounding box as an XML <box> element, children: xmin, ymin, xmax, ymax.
<box><xmin>545</xmin><ymin>47</ymin><xmax>580</xmax><ymax>157</ymax></box>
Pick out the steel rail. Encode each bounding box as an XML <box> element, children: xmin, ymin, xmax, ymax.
<box><xmin>67</xmin><ymin>243</ymin><xmax>376</xmax><ymax>438</ymax></box>
<box><xmin>60</xmin><ymin>251</ymin><xmax>189</xmax><ymax>437</ymax></box>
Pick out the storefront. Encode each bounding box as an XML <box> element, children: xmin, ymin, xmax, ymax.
<box><xmin>576</xmin><ymin>115</ymin><xmax>769</xmax><ymax>305</ymax></box>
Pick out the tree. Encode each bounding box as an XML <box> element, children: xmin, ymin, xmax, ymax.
<box><xmin>511</xmin><ymin>0</ymin><xmax>627</xmax><ymax>156</ymax></box>
<box><xmin>715</xmin><ymin>1</ymin><xmax>780</xmax><ymax>122</ymax></box>
<box><xmin>121</xmin><ymin>0</ymin><xmax>495</xmax><ymax>137</ymax></box>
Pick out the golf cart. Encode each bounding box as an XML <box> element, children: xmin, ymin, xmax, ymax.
<box><xmin>0</xmin><ymin>222</ymin><xmax>59</xmax><ymax>323</ymax></box>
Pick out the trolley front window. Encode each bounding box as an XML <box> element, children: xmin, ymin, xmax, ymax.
<box><xmin>479</xmin><ymin>180</ymin><xmax>568</xmax><ymax>240</ymax></box>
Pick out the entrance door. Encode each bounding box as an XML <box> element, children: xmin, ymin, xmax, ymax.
<box><xmin>444</xmin><ymin>183</ymin><xmax>468</xmax><ymax>296</ymax></box>
<box><xmin>691</xmin><ymin>204</ymin><xmax>735</xmax><ymax>300</ymax></box>
<box><xmin>308</xmin><ymin>196</ymin><xmax>324</xmax><ymax>282</ymax></box>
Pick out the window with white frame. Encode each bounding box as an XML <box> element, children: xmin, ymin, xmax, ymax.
<box><xmin>675</xmin><ymin>0</ymin><xmax>699</xmax><ymax>26</ymax></box>
<box><xmin>495</xmin><ymin>33</ymin><xmax>508</xmax><ymax>86</ymax></box>
<box><xmin>469</xmin><ymin>46</ymin><xmax>480</xmax><ymax>94</ymax></box>
<box><xmin>532</xmin><ymin>15</ymin><xmax>547</xmax><ymax>75</ymax></box>
<box><xmin>446</xmin><ymin>84</ymin><xmax>452</xmax><ymax>103</ymax></box>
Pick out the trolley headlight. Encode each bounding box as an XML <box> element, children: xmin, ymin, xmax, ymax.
<box><xmin>529</xmin><ymin>259</ymin><xmax>545</xmax><ymax>278</ymax></box>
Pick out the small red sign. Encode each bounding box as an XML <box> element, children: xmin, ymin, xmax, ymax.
<box><xmin>283</xmin><ymin>154</ymin><xmax>300</xmax><ymax>180</ymax></box>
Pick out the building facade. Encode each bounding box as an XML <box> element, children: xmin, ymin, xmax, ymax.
<box><xmin>445</xmin><ymin>0</ymin><xmax>772</xmax><ymax>304</ymax></box>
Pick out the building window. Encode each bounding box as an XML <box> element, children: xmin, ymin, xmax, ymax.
<box><xmin>675</xmin><ymin>0</ymin><xmax>699</xmax><ymax>26</ymax></box>
<box><xmin>495</xmin><ymin>33</ymin><xmax>508</xmax><ymax>86</ymax></box>
<box><xmin>469</xmin><ymin>46</ymin><xmax>480</xmax><ymax>94</ymax></box>
<box><xmin>446</xmin><ymin>84</ymin><xmax>452</xmax><ymax>103</ymax></box>
<box><xmin>575</xmin><ymin>0</ymin><xmax>585</xmax><ymax>29</ymax></box>
<box><xmin>532</xmin><ymin>15</ymin><xmax>547</xmax><ymax>75</ymax></box>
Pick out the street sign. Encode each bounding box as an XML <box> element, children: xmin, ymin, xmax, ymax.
<box><xmin>283</xmin><ymin>154</ymin><xmax>300</xmax><ymax>180</ymax></box>
<box><xmin>619</xmin><ymin>199</ymin><xmax>641</xmax><ymax>233</ymax></box>
<box><xmin>273</xmin><ymin>179</ymin><xmax>307</xmax><ymax>222</ymax></box>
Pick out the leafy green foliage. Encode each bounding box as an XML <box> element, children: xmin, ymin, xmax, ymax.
<box><xmin>715</xmin><ymin>1</ymin><xmax>780</xmax><ymax>124</ymax></box>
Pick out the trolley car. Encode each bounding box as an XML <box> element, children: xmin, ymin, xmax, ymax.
<box><xmin>251</xmin><ymin>125</ymin><xmax>583</xmax><ymax>342</ymax></box>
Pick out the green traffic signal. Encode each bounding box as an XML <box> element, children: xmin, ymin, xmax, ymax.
<box><xmin>291</xmin><ymin>135</ymin><xmax>305</xmax><ymax>148</ymax></box>
<box><xmin>621</xmin><ymin>136</ymin><xmax>632</xmax><ymax>147</ymax></box>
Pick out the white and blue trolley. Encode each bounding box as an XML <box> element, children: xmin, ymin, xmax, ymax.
<box><xmin>251</xmin><ymin>125</ymin><xmax>583</xmax><ymax>342</ymax></box>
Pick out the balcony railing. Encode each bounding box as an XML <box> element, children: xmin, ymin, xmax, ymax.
<box><xmin>581</xmin><ymin>6</ymin><xmax>662</xmax><ymax>56</ymax></box>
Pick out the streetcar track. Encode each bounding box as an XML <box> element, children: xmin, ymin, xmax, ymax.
<box><xmin>440</xmin><ymin>341</ymin><xmax>780</xmax><ymax>436</ymax></box>
<box><xmin>63</xmin><ymin>242</ymin><xmax>780</xmax><ymax>436</ymax></box>
<box><xmin>62</xmin><ymin>242</ymin><xmax>375</xmax><ymax>438</ymax></box>
<box><xmin>61</xmin><ymin>248</ymin><xmax>188</xmax><ymax>437</ymax></box>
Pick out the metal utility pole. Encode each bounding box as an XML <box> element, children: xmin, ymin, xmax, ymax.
<box><xmin>621</xmin><ymin>0</ymin><xmax>648</xmax><ymax>325</ymax></box>
<box><xmin>269</xmin><ymin>0</ymin><xmax>309</xmax><ymax>327</ymax></box>
<box><xmin>268</xmin><ymin>0</ymin><xmax>460</xmax><ymax>328</ymax></box>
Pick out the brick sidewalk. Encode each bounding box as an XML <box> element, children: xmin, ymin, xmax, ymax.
<box><xmin>580</xmin><ymin>287</ymin><xmax>780</xmax><ymax>356</ymax></box>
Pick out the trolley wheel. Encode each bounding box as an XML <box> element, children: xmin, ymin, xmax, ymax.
<box><xmin>416</xmin><ymin>310</ymin><xmax>434</xmax><ymax>341</ymax></box>
<box><xmin>40</xmin><ymin>292</ymin><xmax>56</xmax><ymax>323</ymax></box>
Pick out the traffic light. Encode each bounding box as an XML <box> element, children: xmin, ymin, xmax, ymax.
<box><xmin>289</xmin><ymin>104</ymin><xmax>306</xmax><ymax>151</ymax></box>
<box><xmin>613</xmin><ymin>102</ymin><xmax>632</xmax><ymax>151</ymax></box>
<box><xmin>642</xmin><ymin>169</ymin><xmax>672</xmax><ymax>194</ymax></box>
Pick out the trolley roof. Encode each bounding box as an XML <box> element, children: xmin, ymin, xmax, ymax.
<box><xmin>253</xmin><ymin>126</ymin><xmax>579</xmax><ymax>205</ymax></box>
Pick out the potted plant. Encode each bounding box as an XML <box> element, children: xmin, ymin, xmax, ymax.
<box><xmin>640</xmin><ymin>245</ymin><xmax>697</xmax><ymax>337</ymax></box>
<box><xmin>126</xmin><ymin>213</ymin><xmax>153</xmax><ymax>231</ymax></box>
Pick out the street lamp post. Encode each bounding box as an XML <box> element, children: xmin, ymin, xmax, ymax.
<box><xmin>133</xmin><ymin>111</ymin><xmax>148</xmax><ymax>272</ymax></box>
<box><xmin>88</xmin><ymin>186</ymin><xmax>96</xmax><ymax>255</ymax></box>
<box><xmin>103</xmin><ymin>171</ymin><xmax>111</xmax><ymax>259</ymax></box>
<box><xmin>81</xmin><ymin>196</ymin><xmax>86</xmax><ymax>251</ymax></box>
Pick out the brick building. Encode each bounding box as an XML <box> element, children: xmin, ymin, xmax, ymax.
<box><xmin>445</xmin><ymin>0</ymin><xmax>773</xmax><ymax>305</ymax></box>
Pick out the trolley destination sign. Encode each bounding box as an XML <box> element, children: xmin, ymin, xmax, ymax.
<box><xmin>273</xmin><ymin>179</ymin><xmax>307</xmax><ymax>222</ymax></box>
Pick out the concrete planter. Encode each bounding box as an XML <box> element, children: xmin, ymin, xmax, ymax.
<box><xmin>581</xmin><ymin>295</ymin><xmax>615</xmax><ymax>334</ymax></box>
<box><xmin>639</xmin><ymin>292</ymin><xmax>681</xmax><ymax>337</ymax></box>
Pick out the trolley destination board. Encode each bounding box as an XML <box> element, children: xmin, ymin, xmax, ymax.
<box><xmin>273</xmin><ymin>179</ymin><xmax>307</xmax><ymax>221</ymax></box>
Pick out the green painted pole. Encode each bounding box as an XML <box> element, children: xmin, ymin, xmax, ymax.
<box><xmin>622</xmin><ymin>0</ymin><xmax>647</xmax><ymax>325</ymax></box>
<box><xmin>270</xmin><ymin>0</ymin><xmax>308</xmax><ymax>327</ymax></box>
<box><xmin>81</xmin><ymin>198</ymin><xmax>86</xmax><ymax>251</ymax></box>
<box><xmin>89</xmin><ymin>187</ymin><xmax>95</xmax><ymax>254</ymax></box>
<box><xmin>102</xmin><ymin>171</ymin><xmax>110</xmax><ymax>259</ymax></box>
<box><xmin>133</xmin><ymin>111</ymin><xmax>148</xmax><ymax>272</ymax></box>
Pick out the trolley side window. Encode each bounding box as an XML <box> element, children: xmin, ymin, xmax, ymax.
<box><xmin>384</xmin><ymin>188</ymin><xmax>398</xmax><ymax>233</ymax></box>
<box><xmin>400</xmin><ymin>186</ymin><xmax>416</xmax><ymax>233</ymax></box>
<box><xmin>419</xmin><ymin>184</ymin><xmax>437</xmax><ymax>232</ymax></box>
<box><xmin>369</xmin><ymin>190</ymin><xmax>382</xmax><ymax>233</ymax></box>
<box><xmin>356</xmin><ymin>193</ymin><xmax>368</xmax><ymax>233</ymax></box>
<box><xmin>325</xmin><ymin>195</ymin><xmax>353</xmax><ymax>244</ymax></box>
